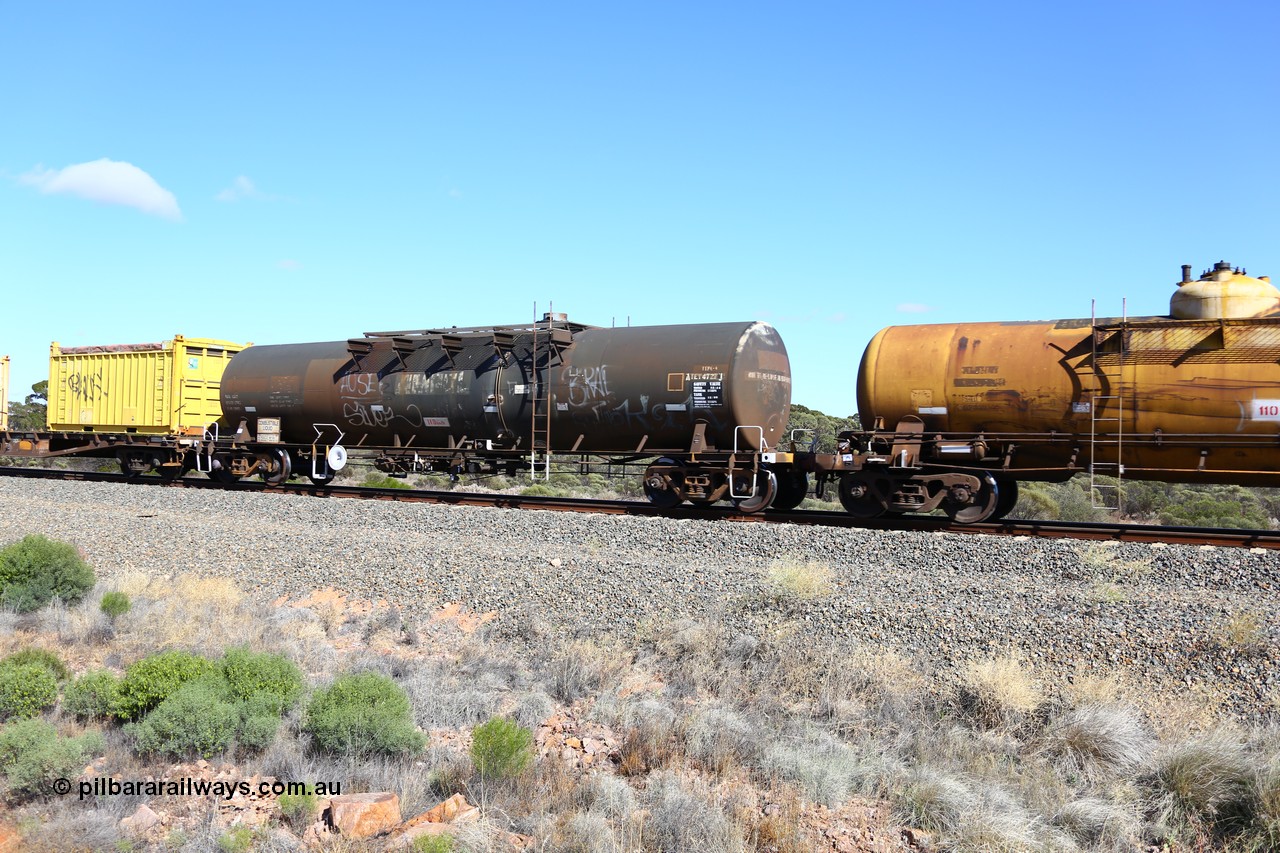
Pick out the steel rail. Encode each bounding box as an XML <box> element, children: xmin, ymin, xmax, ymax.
<box><xmin>2</xmin><ymin>465</ymin><xmax>1278</xmax><ymax>550</ymax></box>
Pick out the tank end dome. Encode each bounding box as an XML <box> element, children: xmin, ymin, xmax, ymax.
<box><xmin>1170</xmin><ymin>261</ymin><xmax>1280</xmax><ymax>319</ymax></box>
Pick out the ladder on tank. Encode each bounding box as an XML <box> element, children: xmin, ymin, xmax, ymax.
<box><xmin>527</xmin><ymin>303</ymin><xmax>565</xmax><ymax>482</ymax></box>
<box><xmin>1087</xmin><ymin>300</ymin><xmax>1125</xmax><ymax>511</ymax></box>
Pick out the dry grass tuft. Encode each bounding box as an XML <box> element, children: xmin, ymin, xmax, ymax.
<box><xmin>1076</xmin><ymin>541</ymin><xmax>1152</xmax><ymax>581</ymax></box>
<box><xmin>1216</xmin><ymin>608</ymin><xmax>1267</xmax><ymax>653</ymax></box>
<box><xmin>119</xmin><ymin>572</ymin><xmax>260</xmax><ymax>654</ymax></box>
<box><xmin>1036</xmin><ymin>703</ymin><xmax>1154</xmax><ymax>780</ymax></box>
<box><xmin>1063</xmin><ymin>667</ymin><xmax>1126</xmax><ymax>707</ymax></box>
<box><xmin>1143</xmin><ymin>732</ymin><xmax>1257</xmax><ymax>841</ymax></box>
<box><xmin>643</xmin><ymin>770</ymin><xmax>743</xmax><ymax>853</ymax></box>
<box><xmin>956</xmin><ymin>655</ymin><xmax>1042</xmax><ymax>730</ymax></box>
<box><xmin>617</xmin><ymin>699</ymin><xmax>678</xmax><ymax>777</ymax></box>
<box><xmin>1052</xmin><ymin>796</ymin><xmax>1142</xmax><ymax>848</ymax></box>
<box><xmin>764</xmin><ymin>557</ymin><xmax>834</xmax><ymax>603</ymax></box>
<box><xmin>547</xmin><ymin>638</ymin><xmax>631</xmax><ymax>703</ymax></box>
<box><xmin>684</xmin><ymin>703</ymin><xmax>760</xmax><ymax>774</ymax></box>
<box><xmin>893</xmin><ymin>767</ymin><xmax>976</xmax><ymax>836</ymax></box>
<box><xmin>761</xmin><ymin>726</ymin><xmax>871</xmax><ymax>807</ymax></box>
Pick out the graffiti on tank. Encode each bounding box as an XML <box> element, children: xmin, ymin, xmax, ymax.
<box><xmin>338</xmin><ymin>373</ymin><xmax>379</xmax><ymax>398</ymax></box>
<box><xmin>604</xmin><ymin>396</ymin><xmax>653</xmax><ymax>431</ymax></box>
<box><xmin>65</xmin><ymin>370</ymin><xmax>106</xmax><ymax>402</ymax></box>
<box><xmin>338</xmin><ymin>372</ymin><xmax>387</xmax><ymax>428</ymax></box>
<box><xmin>564</xmin><ymin>365</ymin><xmax>611</xmax><ymax>408</ymax></box>
<box><xmin>338</xmin><ymin>373</ymin><xmax>436</xmax><ymax>430</ymax></box>
<box><xmin>342</xmin><ymin>399</ymin><xmax>434</xmax><ymax>430</ymax></box>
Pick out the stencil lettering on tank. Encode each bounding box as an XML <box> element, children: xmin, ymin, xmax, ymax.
<box><xmin>1252</xmin><ymin>400</ymin><xmax>1280</xmax><ymax>421</ymax></box>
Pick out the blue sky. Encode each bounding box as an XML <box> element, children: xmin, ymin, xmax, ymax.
<box><xmin>3</xmin><ymin>1</ymin><xmax>1277</xmax><ymax>417</ymax></box>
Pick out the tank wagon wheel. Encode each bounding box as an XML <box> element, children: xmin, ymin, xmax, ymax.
<box><xmin>259</xmin><ymin>448</ymin><xmax>293</xmax><ymax>486</ymax></box>
<box><xmin>643</xmin><ymin>457</ymin><xmax>685</xmax><ymax>508</ymax></box>
<box><xmin>991</xmin><ymin>477</ymin><xmax>1019</xmax><ymax>520</ymax></box>
<box><xmin>838</xmin><ymin>475</ymin><xmax>888</xmax><ymax>519</ymax></box>
<box><xmin>769</xmin><ymin>471</ymin><xmax>809</xmax><ymax>511</ymax></box>
<box><xmin>943</xmin><ymin>473</ymin><xmax>1001</xmax><ymax>524</ymax></box>
<box><xmin>732</xmin><ymin>469</ymin><xmax>778</xmax><ymax>514</ymax></box>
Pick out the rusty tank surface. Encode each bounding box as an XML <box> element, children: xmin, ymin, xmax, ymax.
<box><xmin>216</xmin><ymin>315</ymin><xmax>794</xmax><ymax>508</ymax></box>
<box><xmin>835</xmin><ymin>262</ymin><xmax>1280</xmax><ymax>523</ymax></box>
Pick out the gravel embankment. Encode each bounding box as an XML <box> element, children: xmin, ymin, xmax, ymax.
<box><xmin>0</xmin><ymin>478</ymin><xmax>1276</xmax><ymax>717</ymax></box>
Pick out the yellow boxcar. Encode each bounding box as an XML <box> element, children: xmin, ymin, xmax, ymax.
<box><xmin>0</xmin><ymin>355</ymin><xmax>9</xmax><ymax>431</ymax></box>
<box><xmin>47</xmin><ymin>336</ymin><xmax>248</xmax><ymax>436</ymax></box>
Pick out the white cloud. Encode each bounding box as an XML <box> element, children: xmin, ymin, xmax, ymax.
<box><xmin>20</xmin><ymin>158</ymin><xmax>181</xmax><ymax>221</ymax></box>
<box><xmin>216</xmin><ymin>175</ymin><xmax>271</xmax><ymax>202</ymax></box>
<box><xmin>896</xmin><ymin>302</ymin><xmax>935</xmax><ymax>313</ymax></box>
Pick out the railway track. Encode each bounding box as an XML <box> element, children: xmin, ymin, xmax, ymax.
<box><xmin>3</xmin><ymin>465</ymin><xmax>1278</xmax><ymax>550</ymax></box>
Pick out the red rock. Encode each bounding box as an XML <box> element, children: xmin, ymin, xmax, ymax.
<box><xmin>119</xmin><ymin>804</ymin><xmax>162</xmax><ymax>836</ymax></box>
<box><xmin>327</xmin><ymin>792</ymin><xmax>401</xmax><ymax>838</ymax></box>
<box><xmin>420</xmin><ymin>793</ymin><xmax>477</xmax><ymax>824</ymax></box>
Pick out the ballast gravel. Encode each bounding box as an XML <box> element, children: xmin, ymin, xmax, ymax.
<box><xmin>0</xmin><ymin>477</ymin><xmax>1275</xmax><ymax>717</ymax></box>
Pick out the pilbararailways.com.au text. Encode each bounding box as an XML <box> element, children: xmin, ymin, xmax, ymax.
<box><xmin>69</xmin><ymin>777</ymin><xmax>341</xmax><ymax>801</ymax></box>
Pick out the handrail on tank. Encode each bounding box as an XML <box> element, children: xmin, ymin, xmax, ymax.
<box><xmin>311</xmin><ymin>423</ymin><xmax>347</xmax><ymax>480</ymax></box>
<box><xmin>197</xmin><ymin>422</ymin><xmax>219</xmax><ymax>473</ymax></box>
<box><xmin>789</xmin><ymin>428</ymin><xmax>816</xmax><ymax>452</ymax></box>
<box><xmin>730</xmin><ymin>425</ymin><xmax>766</xmax><ymax>499</ymax></box>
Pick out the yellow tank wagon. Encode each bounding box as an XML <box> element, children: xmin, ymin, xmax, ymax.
<box><xmin>838</xmin><ymin>262</ymin><xmax>1280</xmax><ymax>522</ymax></box>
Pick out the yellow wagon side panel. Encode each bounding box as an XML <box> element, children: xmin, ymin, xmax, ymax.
<box><xmin>0</xmin><ymin>355</ymin><xmax>9</xmax><ymax>431</ymax></box>
<box><xmin>172</xmin><ymin>339</ymin><xmax>244</xmax><ymax>434</ymax></box>
<box><xmin>47</xmin><ymin>336</ymin><xmax>248</xmax><ymax>435</ymax></box>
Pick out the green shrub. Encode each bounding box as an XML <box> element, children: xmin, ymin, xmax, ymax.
<box><xmin>412</xmin><ymin>835</ymin><xmax>456</xmax><ymax>853</ymax></box>
<box><xmin>130</xmin><ymin>679</ymin><xmax>239</xmax><ymax>758</ymax></box>
<box><xmin>235</xmin><ymin>693</ymin><xmax>283</xmax><ymax>750</ymax></box>
<box><xmin>519</xmin><ymin>484</ymin><xmax>567</xmax><ymax>498</ymax></box>
<box><xmin>100</xmin><ymin>591</ymin><xmax>131</xmax><ymax>620</ymax></box>
<box><xmin>216</xmin><ymin>827</ymin><xmax>255</xmax><ymax>853</ymax></box>
<box><xmin>470</xmin><ymin>716</ymin><xmax>533</xmax><ymax>781</ymax></box>
<box><xmin>277</xmin><ymin>786</ymin><xmax>317</xmax><ymax>828</ymax></box>
<box><xmin>361</xmin><ymin>474</ymin><xmax>412</xmax><ymax>490</ymax></box>
<box><xmin>304</xmin><ymin>672</ymin><xmax>424</xmax><ymax>757</ymax></box>
<box><xmin>0</xmin><ymin>664</ymin><xmax>58</xmax><ymax>720</ymax></box>
<box><xmin>0</xmin><ymin>535</ymin><xmax>96</xmax><ymax>612</ymax></box>
<box><xmin>0</xmin><ymin>718</ymin><xmax>105</xmax><ymax>797</ymax></box>
<box><xmin>220</xmin><ymin>647</ymin><xmax>304</xmax><ymax>713</ymax></box>
<box><xmin>63</xmin><ymin>670</ymin><xmax>121</xmax><ymax>721</ymax></box>
<box><xmin>1</xmin><ymin>648</ymin><xmax>69</xmax><ymax>682</ymax></box>
<box><xmin>112</xmin><ymin>651</ymin><xmax>216</xmax><ymax>721</ymax></box>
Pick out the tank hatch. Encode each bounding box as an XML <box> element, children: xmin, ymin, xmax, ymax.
<box><xmin>1171</xmin><ymin>261</ymin><xmax>1280</xmax><ymax>320</ymax></box>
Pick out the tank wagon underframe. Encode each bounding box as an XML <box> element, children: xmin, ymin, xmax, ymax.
<box><xmin>809</xmin><ymin>423</ymin><xmax>1280</xmax><ymax>521</ymax></box>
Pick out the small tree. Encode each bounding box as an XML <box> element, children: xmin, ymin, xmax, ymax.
<box><xmin>471</xmin><ymin>716</ymin><xmax>533</xmax><ymax>782</ymax></box>
<box><xmin>99</xmin><ymin>591</ymin><xmax>131</xmax><ymax>621</ymax></box>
